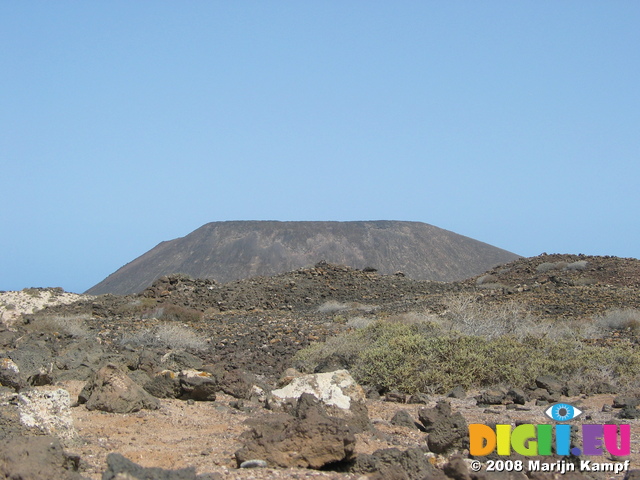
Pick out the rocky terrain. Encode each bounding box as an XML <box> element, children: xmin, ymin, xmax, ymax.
<box><xmin>2</xmin><ymin>254</ymin><xmax>640</xmax><ymax>479</ymax></box>
<box><xmin>0</xmin><ymin>288</ymin><xmax>90</xmax><ymax>326</ymax></box>
<box><xmin>86</xmin><ymin>220</ymin><xmax>520</xmax><ymax>295</ymax></box>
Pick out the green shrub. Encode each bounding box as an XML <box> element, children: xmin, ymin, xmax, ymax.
<box><xmin>293</xmin><ymin>317</ymin><xmax>640</xmax><ymax>394</ymax></box>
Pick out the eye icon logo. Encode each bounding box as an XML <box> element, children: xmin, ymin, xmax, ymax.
<box><xmin>544</xmin><ymin>403</ymin><xmax>583</xmax><ymax>422</ymax></box>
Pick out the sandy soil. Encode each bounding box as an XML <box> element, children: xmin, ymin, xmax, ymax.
<box><xmin>57</xmin><ymin>380</ymin><xmax>640</xmax><ymax>479</ymax></box>
<box><xmin>0</xmin><ymin>290</ymin><xmax>91</xmax><ymax>326</ymax></box>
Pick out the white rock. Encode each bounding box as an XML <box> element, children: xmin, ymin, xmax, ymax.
<box><xmin>0</xmin><ymin>358</ymin><xmax>20</xmax><ymax>374</ymax></box>
<box><xmin>0</xmin><ymin>387</ymin><xmax>77</xmax><ymax>440</ymax></box>
<box><xmin>270</xmin><ymin>369</ymin><xmax>365</xmax><ymax>410</ymax></box>
<box><xmin>180</xmin><ymin>369</ymin><xmax>212</xmax><ymax>379</ymax></box>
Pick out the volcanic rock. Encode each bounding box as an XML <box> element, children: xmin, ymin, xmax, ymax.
<box><xmin>535</xmin><ymin>375</ymin><xmax>565</xmax><ymax>395</ymax></box>
<box><xmin>613</xmin><ymin>395</ymin><xmax>640</xmax><ymax>409</ymax></box>
<box><xmin>443</xmin><ymin>455</ymin><xmax>472</xmax><ymax>480</ymax></box>
<box><xmin>447</xmin><ymin>385</ymin><xmax>467</xmax><ymax>399</ymax></box>
<box><xmin>235</xmin><ymin>393</ymin><xmax>356</xmax><ymax>469</ymax></box>
<box><xmin>0</xmin><ymin>388</ymin><xmax>76</xmax><ymax>440</ymax></box>
<box><xmin>219</xmin><ymin>368</ymin><xmax>267</xmax><ymax>401</ymax></box>
<box><xmin>178</xmin><ymin>369</ymin><xmax>217</xmax><ymax>401</ymax></box>
<box><xmin>0</xmin><ymin>357</ymin><xmax>24</xmax><ymax>392</ymax></box>
<box><xmin>475</xmin><ymin>388</ymin><xmax>507</xmax><ymax>405</ymax></box>
<box><xmin>418</xmin><ymin>400</ymin><xmax>468</xmax><ymax>454</ymax></box>
<box><xmin>102</xmin><ymin>452</ymin><xmax>198</xmax><ymax>479</ymax></box>
<box><xmin>78</xmin><ymin>363</ymin><xmax>160</xmax><ymax>413</ymax></box>
<box><xmin>390</xmin><ymin>410</ymin><xmax>421</xmax><ymax>430</ymax></box>
<box><xmin>349</xmin><ymin>447</ymin><xmax>446</xmax><ymax>480</ymax></box>
<box><xmin>7</xmin><ymin>342</ymin><xmax>54</xmax><ymax>386</ymax></box>
<box><xmin>0</xmin><ymin>435</ymin><xmax>82</xmax><ymax>480</ymax></box>
<box><xmin>269</xmin><ymin>369</ymin><xmax>370</xmax><ymax>432</ymax></box>
<box><xmin>144</xmin><ymin>370</ymin><xmax>182</xmax><ymax>399</ymax></box>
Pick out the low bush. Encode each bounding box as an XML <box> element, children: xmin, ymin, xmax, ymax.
<box><xmin>120</xmin><ymin>323</ymin><xmax>207</xmax><ymax>351</ymax></box>
<box><xmin>346</xmin><ymin>316</ymin><xmax>374</xmax><ymax>329</ymax></box>
<box><xmin>536</xmin><ymin>260</ymin><xmax>588</xmax><ymax>274</ymax></box>
<box><xmin>536</xmin><ymin>262</ymin><xmax>567</xmax><ymax>273</ymax></box>
<box><xmin>437</xmin><ymin>294</ymin><xmax>541</xmax><ymax>339</ymax></box>
<box><xmin>317</xmin><ymin>300</ymin><xmax>350</xmax><ymax>314</ymax></box>
<box><xmin>293</xmin><ymin>316</ymin><xmax>640</xmax><ymax>394</ymax></box>
<box><xmin>317</xmin><ymin>300</ymin><xmax>378</xmax><ymax>314</ymax></box>
<box><xmin>594</xmin><ymin>308</ymin><xmax>640</xmax><ymax>334</ymax></box>
<box><xmin>26</xmin><ymin>314</ymin><xmax>91</xmax><ymax>338</ymax></box>
<box><xmin>22</xmin><ymin>288</ymin><xmax>42</xmax><ymax>298</ymax></box>
<box><xmin>476</xmin><ymin>274</ymin><xmax>498</xmax><ymax>286</ymax></box>
<box><xmin>566</xmin><ymin>260</ymin><xmax>589</xmax><ymax>270</ymax></box>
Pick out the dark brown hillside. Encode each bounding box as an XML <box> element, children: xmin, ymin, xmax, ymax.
<box><xmin>461</xmin><ymin>253</ymin><xmax>640</xmax><ymax>319</ymax></box>
<box><xmin>86</xmin><ymin>220</ymin><xmax>520</xmax><ymax>295</ymax></box>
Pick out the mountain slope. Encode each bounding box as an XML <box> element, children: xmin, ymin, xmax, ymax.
<box><xmin>87</xmin><ymin>220</ymin><xmax>520</xmax><ymax>295</ymax></box>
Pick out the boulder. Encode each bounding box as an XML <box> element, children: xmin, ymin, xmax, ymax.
<box><xmin>418</xmin><ymin>400</ymin><xmax>468</xmax><ymax>454</ymax></box>
<box><xmin>0</xmin><ymin>388</ymin><xmax>76</xmax><ymax>440</ymax></box>
<box><xmin>385</xmin><ymin>391</ymin><xmax>407</xmax><ymax>403</ymax></box>
<box><xmin>443</xmin><ymin>455</ymin><xmax>471</xmax><ymax>480</ymax></box>
<box><xmin>144</xmin><ymin>370</ymin><xmax>182</xmax><ymax>399</ymax></box>
<box><xmin>0</xmin><ymin>435</ymin><xmax>83</xmax><ymax>480</ymax></box>
<box><xmin>475</xmin><ymin>388</ymin><xmax>506</xmax><ymax>405</ymax></box>
<box><xmin>219</xmin><ymin>369</ymin><xmax>267</xmax><ymax>402</ymax></box>
<box><xmin>535</xmin><ymin>375</ymin><xmax>565</xmax><ymax>395</ymax></box>
<box><xmin>102</xmin><ymin>452</ymin><xmax>198</xmax><ymax>480</ymax></box>
<box><xmin>8</xmin><ymin>342</ymin><xmax>54</xmax><ymax>386</ymax></box>
<box><xmin>160</xmin><ymin>351</ymin><xmax>204</xmax><ymax>372</ymax></box>
<box><xmin>407</xmin><ymin>393</ymin><xmax>429</xmax><ymax>404</ymax></box>
<box><xmin>350</xmin><ymin>447</ymin><xmax>446</xmax><ymax>480</ymax></box>
<box><xmin>179</xmin><ymin>369</ymin><xmax>217</xmax><ymax>401</ymax></box>
<box><xmin>79</xmin><ymin>363</ymin><xmax>160</xmax><ymax>413</ymax></box>
<box><xmin>268</xmin><ymin>369</ymin><xmax>370</xmax><ymax>432</ymax></box>
<box><xmin>447</xmin><ymin>385</ymin><xmax>467</xmax><ymax>399</ymax></box>
<box><xmin>276</xmin><ymin>367</ymin><xmax>304</xmax><ymax>388</ymax></box>
<box><xmin>235</xmin><ymin>393</ymin><xmax>356</xmax><ymax>469</ymax></box>
<box><xmin>506</xmin><ymin>388</ymin><xmax>528</xmax><ymax>405</ymax></box>
<box><xmin>390</xmin><ymin>410</ymin><xmax>421</xmax><ymax>430</ymax></box>
<box><xmin>0</xmin><ymin>399</ymin><xmax>35</xmax><ymax>440</ymax></box>
<box><xmin>0</xmin><ymin>357</ymin><xmax>25</xmax><ymax>391</ymax></box>
<box><xmin>613</xmin><ymin>395</ymin><xmax>640</xmax><ymax>409</ymax></box>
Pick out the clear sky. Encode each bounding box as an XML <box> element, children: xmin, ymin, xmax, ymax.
<box><xmin>1</xmin><ymin>2</ymin><xmax>639</xmax><ymax>293</ymax></box>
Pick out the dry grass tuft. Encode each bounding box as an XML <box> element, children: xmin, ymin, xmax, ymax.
<box><xmin>120</xmin><ymin>323</ymin><xmax>208</xmax><ymax>352</ymax></box>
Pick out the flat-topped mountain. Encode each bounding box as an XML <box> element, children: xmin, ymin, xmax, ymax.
<box><xmin>86</xmin><ymin>220</ymin><xmax>520</xmax><ymax>295</ymax></box>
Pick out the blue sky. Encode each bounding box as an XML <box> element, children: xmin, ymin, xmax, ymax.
<box><xmin>2</xmin><ymin>2</ymin><xmax>639</xmax><ymax>293</ymax></box>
